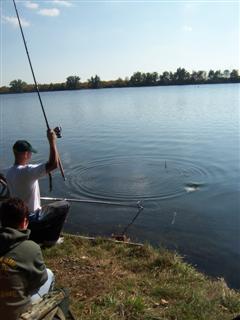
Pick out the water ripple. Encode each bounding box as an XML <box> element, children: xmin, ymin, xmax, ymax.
<box><xmin>66</xmin><ymin>155</ymin><xmax>223</xmax><ymax>202</ymax></box>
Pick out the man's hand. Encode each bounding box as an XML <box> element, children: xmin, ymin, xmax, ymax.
<box><xmin>47</xmin><ymin>129</ymin><xmax>57</xmax><ymax>146</ymax></box>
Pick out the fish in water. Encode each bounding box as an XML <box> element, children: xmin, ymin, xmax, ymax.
<box><xmin>184</xmin><ymin>182</ymin><xmax>203</xmax><ymax>193</ymax></box>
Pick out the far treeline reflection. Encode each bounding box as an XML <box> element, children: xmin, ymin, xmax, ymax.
<box><xmin>1</xmin><ymin>67</ymin><xmax>239</xmax><ymax>94</ymax></box>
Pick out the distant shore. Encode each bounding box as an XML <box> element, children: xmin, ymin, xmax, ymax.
<box><xmin>1</xmin><ymin>68</ymin><xmax>239</xmax><ymax>94</ymax></box>
<box><xmin>1</xmin><ymin>79</ymin><xmax>239</xmax><ymax>95</ymax></box>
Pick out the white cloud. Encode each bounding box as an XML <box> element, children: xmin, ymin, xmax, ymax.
<box><xmin>2</xmin><ymin>15</ymin><xmax>30</xmax><ymax>28</ymax></box>
<box><xmin>24</xmin><ymin>1</ymin><xmax>39</xmax><ymax>10</ymax></box>
<box><xmin>51</xmin><ymin>0</ymin><xmax>72</xmax><ymax>7</ymax></box>
<box><xmin>38</xmin><ymin>8</ymin><xmax>60</xmax><ymax>17</ymax></box>
<box><xmin>183</xmin><ymin>25</ymin><xmax>193</xmax><ymax>32</ymax></box>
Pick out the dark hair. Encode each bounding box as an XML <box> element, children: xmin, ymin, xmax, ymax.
<box><xmin>0</xmin><ymin>198</ymin><xmax>29</xmax><ymax>228</ymax></box>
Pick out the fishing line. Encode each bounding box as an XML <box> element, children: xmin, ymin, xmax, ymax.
<box><xmin>12</xmin><ymin>0</ymin><xmax>49</xmax><ymax>128</ymax></box>
<box><xmin>12</xmin><ymin>0</ymin><xmax>65</xmax><ymax>182</ymax></box>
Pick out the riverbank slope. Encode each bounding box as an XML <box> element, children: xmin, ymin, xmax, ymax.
<box><xmin>43</xmin><ymin>234</ymin><xmax>240</xmax><ymax>319</ymax></box>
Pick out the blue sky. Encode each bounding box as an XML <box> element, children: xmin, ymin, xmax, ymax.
<box><xmin>0</xmin><ymin>0</ymin><xmax>239</xmax><ymax>86</ymax></box>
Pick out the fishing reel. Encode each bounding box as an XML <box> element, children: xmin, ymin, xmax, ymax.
<box><xmin>54</xmin><ymin>126</ymin><xmax>62</xmax><ymax>139</ymax></box>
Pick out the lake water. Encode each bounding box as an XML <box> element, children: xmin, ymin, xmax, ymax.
<box><xmin>0</xmin><ymin>84</ymin><xmax>239</xmax><ymax>289</ymax></box>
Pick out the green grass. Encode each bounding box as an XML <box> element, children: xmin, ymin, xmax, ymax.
<box><xmin>43</xmin><ymin>234</ymin><xmax>240</xmax><ymax>320</ymax></box>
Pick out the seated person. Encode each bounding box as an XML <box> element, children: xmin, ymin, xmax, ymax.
<box><xmin>6</xmin><ymin>129</ymin><xmax>69</xmax><ymax>244</ymax></box>
<box><xmin>0</xmin><ymin>198</ymin><xmax>54</xmax><ymax>319</ymax></box>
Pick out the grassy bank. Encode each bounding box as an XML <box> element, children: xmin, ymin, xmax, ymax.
<box><xmin>43</xmin><ymin>234</ymin><xmax>240</xmax><ymax>320</ymax></box>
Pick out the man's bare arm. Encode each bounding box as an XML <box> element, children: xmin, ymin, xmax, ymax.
<box><xmin>45</xmin><ymin>129</ymin><xmax>58</xmax><ymax>173</ymax></box>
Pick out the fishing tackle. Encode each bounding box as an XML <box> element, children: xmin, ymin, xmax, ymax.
<box><xmin>12</xmin><ymin>0</ymin><xmax>66</xmax><ymax>183</ymax></box>
<box><xmin>54</xmin><ymin>126</ymin><xmax>62</xmax><ymax>139</ymax></box>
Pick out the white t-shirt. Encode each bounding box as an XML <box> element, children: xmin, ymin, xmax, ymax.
<box><xmin>6</xmin><ymin>164</ymin><xmax>46</xmax><ymax>212</ymax></box>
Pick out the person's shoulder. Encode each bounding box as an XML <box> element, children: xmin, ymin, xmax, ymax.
<box><xmin>18</xmin><ymin>239</ymin><xmax>42</xmax><ymax>255</ymax></box>
<box><xmin>7</xmin><ymin>165</ymin><xmax>28</xmax><ymax>172</ymax></box>
<box><xmin>6</xmin><ymin>165</ymin><xmax>19</xmax><ymax>180</ymax></box>
<box><xmin>7</xmin><ymin>165</ymin><xmax>35</xmax><ymax>178</ymax></box>
<box><xmin>27</xmin><ymin>164</ymin><xmax>42</xmax><ymax>168</ymax></box>
<box><xmin>26</xmin><ymin>164</ymin><xmax>43</xmax><ymax>169</ymax></box>
<box><xmin>27</xmin><ymin>163</ymin><xmax>46</xmax><ymax>172</ymax></box>
<box><xmin>10</xmin><ymin>238</ymin><xmax>43</xmax><ymax>265</ymax></box>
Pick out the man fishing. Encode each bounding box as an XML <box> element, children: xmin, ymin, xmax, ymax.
<box><xmin>6</xmin><ymin>129</ymin><xmax>69</xmax><ymax>245</ymax></box>
<box><xmin>7</xmin><ymin>129</ymin><xmax>57</xmax><ymax>211</ymax></box>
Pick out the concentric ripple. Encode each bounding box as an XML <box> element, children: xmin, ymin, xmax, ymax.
<box><xmin>66</xmin><ymin>156</ymin><xmax>218</xmax><ymax>202</ymax></box>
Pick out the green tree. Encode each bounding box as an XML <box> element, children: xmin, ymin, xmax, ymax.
<box><xmin>173</xmin><ymin>68</ymin><xmax>190</xmax><ymax>83</ymax></box>
<box><xmin>191</xmin><ymin>71</ymin><xmax>206</xmax><ymax>83</ymax></box>
<box><xmin>223</xmin><ymin>69</ymin><xmax>230</xmax><ymax>79</ymax></box>
<box><xmin>88</xmin><ymin>75</ymin><xmax>101</xmax><ymax>89</ymax></box>
<box><xmin>230</xmin><ymin>69</ymin><xmax>239</xmax><ymax>81</ymax></box>
<box><xmin>213</xmin><ymin>70</ymin><xmax>222</xmax><ymax>80</ymax></box>
<box><xmin>115</xmin><ymin>78</ymin><xmax>127</xmax><ymax>87</ymax></box>
<box><xmin>160</xmin><ymin>71</ymin><xmax>172</xmax><ymax>84</ymax></box>
<box><xmin>190</xmin><ymin>71</ymin><xmax>198</xmax><ymax>83</ymax></box>
<box><xmin>208</xmin><ymin>70</ymin><xmax>215</xmax><ymax>80</ymax></box>
<box><xmin>142</xmin><ymin>72</ymin><xmax>159</xmax><ymax>85</ymax></box>
<box><xmin>9</xmin><ymin>79</ymin><xmax>27</xmax><ymax>93</ymax></box>
<box><xmin>197</xmin><ymin>71</ymin><xmax>207</xmax><ymax>82</ymax></box>
<box><xmin>66</xmin><ymin>75</ymin><xmax>80</xmax><ymax>89</ymax></box>
<box><xmin>129</xmin><ymin>72</ymin><xmax>144</xmax><ymax>86</ymax></box>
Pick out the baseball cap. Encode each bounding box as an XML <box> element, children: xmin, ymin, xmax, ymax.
<box><xmin>13</xmin><ymin>140</ymin><xmax>37</xmax><ymax>153</ymax></box>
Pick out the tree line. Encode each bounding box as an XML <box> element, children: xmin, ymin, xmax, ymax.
<box><xmin>0</xmin><ymin>68</ymin><xmax>239</xmax><ymax>94</ymax></box>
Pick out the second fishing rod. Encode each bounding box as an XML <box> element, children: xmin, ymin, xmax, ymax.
<box><xmin>12</xmin><ymin>0</ymin><xmax>65</xmax><ymax>182</ymax></box>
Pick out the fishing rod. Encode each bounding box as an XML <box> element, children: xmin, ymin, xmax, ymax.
<box><xmin>12</xmin><ymin>0</ymin><xmax>65</xmax><ymax>181</ymax></box>
<box><xmin>110</xmin><ymin>202</ymin><xmax>144</xmax><ymax>241</ymax></box>
<box><xmin>41</xmin><ymin>196</ymin><xmax>144</xmax><ymax>209</ymax></box>
<box><xmin>121</xmin><ymin>205</ymin><xmax>143</xmax><ymax>235</ymax></box>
